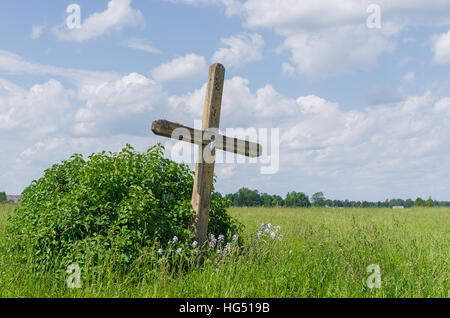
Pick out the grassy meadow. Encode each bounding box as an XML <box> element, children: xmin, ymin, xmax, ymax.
<box><xmin>0</xmin><ymin>204</ymin><xmax>448</xmax><ymax>298</ymax></box>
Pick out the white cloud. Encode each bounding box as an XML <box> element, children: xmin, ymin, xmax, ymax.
<box><xmin>168</xmin><ymin>76</ymin><xmax>450</xmax><ymax>200</ymax></box>
<box><xmin>30</xmin><ymin>25</ymin><xmax>45</xmax><ymax>40</ymax></box>
<box><xmin>240</xmin><ymin>0</ymin><xmax>450</xmax><ymax>77</ymax></box>
<box><xmin>123</xmin><ymin>37</ymin><xmax>162</xmax><ymax>54</ymax></box>
<box><xmin>0</xmin><ymin>51</ymin><xmax>167</xmax><ymax>141</ymax></box>
<box><xmin>212</xmin><ymin>33</ymin><xmax>264</xmax><ymax>68</ymax></box>
<box><xmin>240</xmin><ymin>0</ymin><xmax>450</xmax><ymax>30</ymax></box>
<box><xmin>151</xmin><ymin>53</ymin><xmax>207</xmax><ymax>82</ymax></box>
<box><xmin>432</xmin><ymin>30</ymin><xmax>450</xmax><ymax>64</ymax></box>
<box><xmin>75</xmin><ymin>73</ymin><xmax>167</xmax><ymax>136</ymax></box>
<box><xmin>169</xmin><ymin>84</ymin><xmax>206</xmax><ymax>116</ymax></box>
<box><xmin>276</xmin><ymin>91</ymin><xmax>450</xmax><ymax>198</ymax></box>
<box><xmin>171</xmin><ymin>0</ymin><xmax>450</xmax><ymax>77</ymax></box>
<box><xmin>279</xmin><ymin>26</ymin><xmax>394</xmax><ymax>78</ymax></box>
<box><xmin>3</xmin><ymin>51</ymin><xmax>450</xmax><ymax>200</ymax></box>
<box><xmin>205</xmin><ymin>0</ymin><xmax>398</xmax><ymax>77</ymax></box>
<box><xmin>52</xmin><ymin>0</ymin><xmax>145</xmax><ymax>43</ymax></box>
<box><xmin>0</xmin><ymin>78</ymin><xmax>72</xmax><ymax>137</ymax></box>
<box><xmin>0</xmin><ymin>71</ymin><xmax>168</xmax><ymax>193</ymax></box>
<box><xmin>0</xmin><ymin>50</ymin><xmax>118</xmax><ymax>85</ymax></box>
<box><xmin>169</xmin><ymin>76</ymin><xmax>299</xmax><ymax>121</ymax></box>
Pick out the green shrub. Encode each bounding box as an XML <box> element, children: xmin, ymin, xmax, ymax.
<box><xmin>7</xmin><ymin>144</ymin><xmax>242</xmax><ymax>269</ymax></box>
<box><xmin>0</xmin><ymin>192</ymin><xmax>6</xmax><ymax>202</ymax></box>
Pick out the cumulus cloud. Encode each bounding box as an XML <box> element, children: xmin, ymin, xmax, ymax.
<box><xmin>276</xmin><ymin>92</ymin><xmax>448</xmax><ymax>199</ymax></box>
<box><xmin>52</xmin><ymin>0</ymin><xmax>145</xmax><ymax>42</ymax></box>
<box><xmin>169</xmin><ymin>76</ymin><xmax>299</xmax><ymax>122</ymax></box>
<box><xmin>169</xmin><ymin>75</ymin><xmax>450</xmax><ymax>199</ymax></box>
<box><xmin>432</xmin><ymin>30</ymin><xmax>450</xmax><ymax>64</ymax></box>
<box><xmin>0</xmin><ymin>72</ymin><xmax>167</xmax><ymax>193</ymax></box>
<box><xmin>0</xmin><ymin>78</ymin><xmax>72</xmax><ymax>137</ymax></box>
<box><xmin>74</xmin><ymin>73</ymin><xmax>167</xmax><ymax>136</ymax></box>
<box><xmin>279</xmin><ymin>26</ymin><xmax>394</xmax><ymax>78</ymax></box>
<box><xmin>244</xmin><ymin>0</ymin><xmax>450</xmax><ymax>77</ymax></box>
<box><xmin>239</xmin><ymin>0</ymin><xmax>401</xmax><ymax>78</ymax></box>
<box><xmin>212</xmin><ymin>33</ymin><xmax>264</xmax><ymax>68</ymax></box>
<box><xmin>2</xmin><ymin>51</ymin><xmax>450</xmax><ymax>200</ymax></box>
<box><xmin>170</xmin><ymin>0</ymin><xmax>450</xmax><ymax>77</ymax></box>
<box><xmin>151</xmin><ymin>53</ymin><xmax>207</xmax><ymax>82</ymax></box>
<box><xmin>239</xmin><ymin>0</ymin><xmax>450</xmax><ymax>30</ymax></box>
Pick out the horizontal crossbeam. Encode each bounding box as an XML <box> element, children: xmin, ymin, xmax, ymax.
<box><xmin>151</xmin><ymin>119</ymin><xmax>262</xmax><ymax>158</ymax></box>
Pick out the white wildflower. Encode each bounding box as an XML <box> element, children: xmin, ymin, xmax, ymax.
<box><xmin>256</xmin><ymin>222</ymin><xmax>282</xmax><ymax>242</ymax></box>
<box><xmin>208</xmin><ymin>234</ymin><xmax>217</xmax><ymax>249</ymax></box>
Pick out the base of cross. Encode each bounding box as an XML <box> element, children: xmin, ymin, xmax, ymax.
<box><xmin>152</xmin><ymin>63</ymin><xmax>262</xmax><ymax>250</ymax></box>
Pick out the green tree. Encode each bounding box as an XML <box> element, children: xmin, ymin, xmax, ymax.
<box><xmin>285</xmin><ymin>191</ymin><xmax>310</xmax><ymax>207</ymax></box>
<box><xmin>405</xmin><ymin>199</ymin><xmax>414</xmax><ymax>208</ymax></box>
<box><xmin>261</xmin><ymin>193</ymin><xmax>273</xmax><ymax>207</ymax></box>
<box><xmin>425</xmin><ymin>197</ymin><xmax>434</xmax><ymax>207</ymax></box>
<box><xmin>311</xmin><ymin>192</ymin><xmax>326</xmax><ymax>207</ymax></box>
<box><xmin>235</xmin><ymin>188</ymin><xmax>261</xmax><ymax>207</ymax></box>
<box><xmin>414</xmin><ymin>197</ymin><xmax>425</xmax><ymax>207</ymax></box>
<box><xmin>272</xmin><ymin>195</ymin><xmax>284</xmax><ymax>207</ymax></box>
<box><xmin>0</xmin><ymin>192</ymin><xmax>6</xmax><ymax>202</ymax></box>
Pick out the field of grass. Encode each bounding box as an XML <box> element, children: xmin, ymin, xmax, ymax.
<box><xmin>0</xmin><ymin>204</ymin><xmax>448</xmax><ymax>298</ymax></box>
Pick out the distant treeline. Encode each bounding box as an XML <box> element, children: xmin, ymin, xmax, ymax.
<box><xmin>3</xmin><ymin>189</ymin><xmax>449</xmax><ymax>208</ymax></box>
<box><xmin>223</xmin><ymin>188</ymin><xmax>450</xmax><ymax>208</ymax></box>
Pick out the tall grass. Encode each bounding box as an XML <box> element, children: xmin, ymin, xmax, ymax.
<box><xmin>0</xmin><ymin>204</ymin><xmax>448</xmax><ymax>298</ymax></box>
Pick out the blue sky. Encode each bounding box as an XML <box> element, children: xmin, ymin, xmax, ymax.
<box><xmin>1</xmin><ymin>0</ymin><xmax>450</xmax><ymax>201</ymax></box>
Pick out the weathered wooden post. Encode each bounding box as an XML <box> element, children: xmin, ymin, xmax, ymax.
<box><xmin>191</xmin><ymin>64</ymin><xmax>225</xmax><ymax>248</ymax></box>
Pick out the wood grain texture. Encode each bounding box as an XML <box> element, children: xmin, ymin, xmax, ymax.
<box><xmin>151</xmin><ymin>119</ymin><xmax>262</xmax><ymax>158</ymax></box>
<box><xmin>192</xmin><ymin>64</ymin><xmax>225</xmax><ymax>248</ymax></box>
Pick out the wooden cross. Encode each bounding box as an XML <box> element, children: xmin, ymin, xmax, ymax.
<box><xmin>151</xmin><ymin>63</ymin><xmax>262</xmax><ymax>248</ymax></box>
